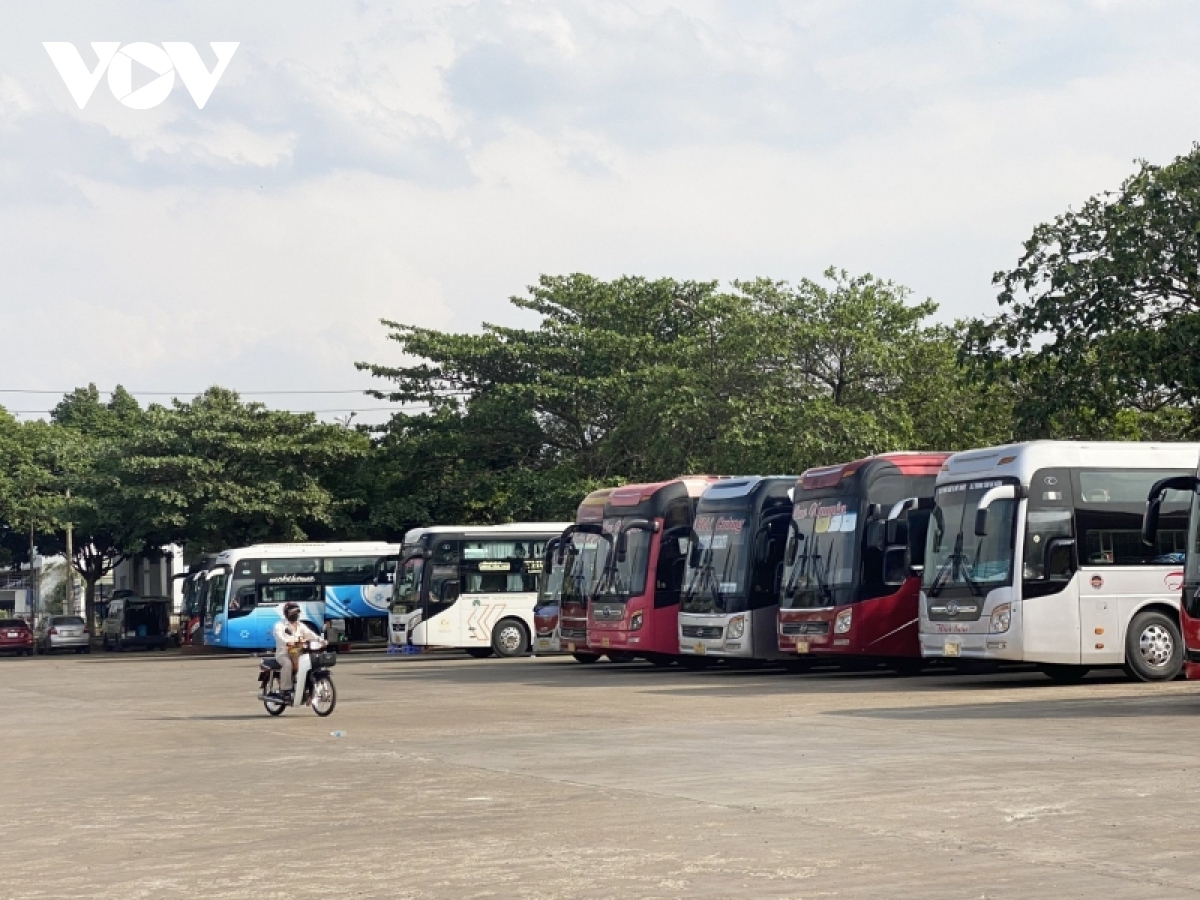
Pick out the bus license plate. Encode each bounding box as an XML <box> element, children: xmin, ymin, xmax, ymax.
<box><xmin>566</xmin><ymin>642</ymin><xmax>576</xmax><ymax>653</ymax></box>
<box><xmin>536</xmin><ymin>638</ymin><xmax>551</xmax><ymax>651</ymax></box>
<box><xmin>601</xmin><ymin>637</ymin><xmax>611</xmax><ymax>648</ymax></box>
<box><xmin>796</xmin><ymin>641</ymin><xmax>809</xmax><ymax>654</ymax></box>
<box><xmin>694</xmin><ymin>642</ymin><xmax>706</xmax><ymax>655</ymax></box>
<box><xmin>943</xmin><ymin>641</ymin><xmax>961</xmax><ymax>657</ymax></box>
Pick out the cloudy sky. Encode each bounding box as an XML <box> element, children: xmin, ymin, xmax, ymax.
<box><xmin>2</xmin><ymin>1</ymin><xmax>1198</xmax><ymax>421</ymax></box>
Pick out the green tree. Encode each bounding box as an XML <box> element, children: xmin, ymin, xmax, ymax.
<box><xmin>966</xmin><ymin>144</ymin><xmax>1200</xmax><ymax>438</ymax></box>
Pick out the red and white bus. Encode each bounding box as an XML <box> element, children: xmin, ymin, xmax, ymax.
<box><xmin>536</xmin><ymin>489</ymin><xmax>612</xmax><ymax>661</ymax></box>
<box><xmin>777</xmin><ymin>453</ymin><xmax>949</xmax><ymax>673</ymax></box>
<box><xmin>587</xmin><ymin>477</ymin><xmax>721</xmax><ymax>666</ymax></box>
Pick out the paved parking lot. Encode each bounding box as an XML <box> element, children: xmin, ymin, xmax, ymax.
<box><xmin>4</xmin><ymin>651</ymin><xmax>1200</xmax><ymax>899</ymax></box>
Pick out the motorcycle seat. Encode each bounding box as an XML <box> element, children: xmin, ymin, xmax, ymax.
<box><xmin>261</xmin><ymin>658</ymin><xmax>282</xmax><ymax>670</ymax></box>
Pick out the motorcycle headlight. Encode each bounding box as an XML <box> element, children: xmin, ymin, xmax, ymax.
<box><xmin>727</xmin><ymin>615</ymin><xmax>745</xmax><ymax>640</ymax></box>
<box><xmin>989</xmin><ymin>602</ymin><xmax>1011</xmax><ymax>634</ymax></box>
<box><xmin>834</xmin><ymin>609</ymin><xmax>853</xmax><ymax>634</ymax></box>
<box><xmin>630</xmin><ymin>611</ymin><xmax>643</xmax><ymax>632</ymax></box>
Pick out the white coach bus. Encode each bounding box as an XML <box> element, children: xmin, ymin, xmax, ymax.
<box><xmin>916</xmin><ymin>441</ymin><xmax>1199</xmax><ymax>683</ymax></box>
<box><xmin>389</xmin><ymin>523</ymin><xmax>570</xmax><ymax>658</ymax></box>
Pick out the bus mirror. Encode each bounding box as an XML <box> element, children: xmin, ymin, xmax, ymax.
<box><xmin>974</xmin><ymin>485</ymin><xmax>1018</xmax><ymax>537</ymax></box>
<box><xmin>883</xmin><ymin>547</ymin><xmax>907</xmax><ymax>586</ymax></box>
<box><xmin>908</xmin><ymin>564</ymin><xmax>924</xmax><ymax>579</ymax></box>
<box><xmin>906</xmin><ymin>510</ymin><xmax>931</xmax><ymax>567</ymax></box>
<box><xmin>785</xmin><ymin>522</ymin><xmax>802</xmax><ymax>566</ymax></box>
<box><xmin>1142</xmin><ymin>475</ymin><xmax>1199</xmax><ymax>545</ymax></box>
<box><xmin>773</xmin><ymin>561</ymin><xmax>784</xmax><ymax>595</ymax></box>
<box><xmin>881</xmin><ymin>519</ymin><xmax>900</xmax><ymax>547</ymax></box>
<box><xmin>1044</xmin><ymin>537</ymin><xmax>1076</xmax><ymax>580</ymax></box>
<box><xmin>438</xmin><ymin>581</ymin><xmax>460</xmax><ymax>603</ymax></box>
<box><xmin>866</xmin><ymin>520</ymin><xmax>887</xmax><ymax>550</ymax></box>
<box><xmin>688</xmin><ymin>542</ymin><xmax>701</xmax><ymax>568</ymax></box>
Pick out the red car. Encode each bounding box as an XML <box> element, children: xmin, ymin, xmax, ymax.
<box><xmin>0</xmin><ymin>618</ymin><xmax>34</xmax><ymax>656</ymax></box>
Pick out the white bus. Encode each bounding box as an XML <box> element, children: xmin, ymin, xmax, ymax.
<box><xmin>390</xmin><ymin>523</ymin><xmax>570</xmax><ymax>658</ymax></box>
<box><xmin>916</xmin><ymin>441</ymin><xmax>1198</xmax><ymax>682</ymax></box>
<box><xmin>202</xmin><ymin>541</ymin><xmax>400</xmax><ymax>650</ymax></box>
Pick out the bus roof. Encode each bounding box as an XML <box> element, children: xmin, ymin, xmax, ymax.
<box><xmin>402</xmin><ymin>523</ymin><xmax>571</xmax><ymax>545</ymax></box>
<box><xmin>608</xmin><ymin>476</ymin><xmax>722</xmax><ymax>509</ymax></box>
<box><xmin>937</xmin><ymin>440</ymin><xmax>1200</xmax><ymax>486</ymax></box>
<box><xmin>699</xmin><ymin>475</ymin><xmax>797</xmax><ymax>503</ymax></box>
<box><xmin>214</xmin><ymin>542</ymin><xmax>400</xmax><ymax>564</ymax></box>
<box><xmin>800</xmin><ymin>453</ymin><xmax>951</xmax><ymax>491</ymax></box>
<box><xmin>576</xmin><ymin>489</ymin><xmax>613</xmax><ymax>525</ymax></box>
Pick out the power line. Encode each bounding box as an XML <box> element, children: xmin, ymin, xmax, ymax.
<box><xmin>7</xmin><ymin>407</ymin><xmax>423</xmax><ymax>415</ymax></box>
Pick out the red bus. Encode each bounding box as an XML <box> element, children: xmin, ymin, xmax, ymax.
<box><xmin>536</xmin><ymin>488</ymin><xmax>613</xmax><ymax>662</ymax></box>
<box><xmin>588</xmin><ymin>477</ymin><xmax>720</xmax><ymax>666</ymax></box>
<box><xmin>777</xmin><ymin>453</ymin><xmax>949</xmax><ymax>673</ymax></box>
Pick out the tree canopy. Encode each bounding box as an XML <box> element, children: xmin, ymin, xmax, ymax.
<box><xmin>966</xmin><ymin>143</ymin><xmax>1200</xmax><ymax>439</ymax></box>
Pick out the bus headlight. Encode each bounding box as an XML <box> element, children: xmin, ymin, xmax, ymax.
<box><xmin>630</xmin><ymin>611</ymin><xmax>643</xmax><ymax>632</ymax></box>
<box><xmin>989</xmin><ymin>603</ymin><xmax>1011</xmax><ymax>634</ymax></box>
<box><xmin>727</xmin><ymin>615</ymin><xmax>745</xmax><ymax>640</ymax></box>
<box><xmin>834</xmin><ymin>609</ymin><xmax>853</xmax><ymax>634</ymax></box>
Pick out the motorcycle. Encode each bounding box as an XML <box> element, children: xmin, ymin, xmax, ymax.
<box><xmin>257</xmin><ymin>642</ymin><xmax>338</xmax><ymax>717</ymax></box>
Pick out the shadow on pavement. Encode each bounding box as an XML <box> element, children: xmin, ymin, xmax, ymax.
<box><xmin>827</xmin><ymin>692</ymin><xmax>1200</xmax><ymax>720</ymax></box>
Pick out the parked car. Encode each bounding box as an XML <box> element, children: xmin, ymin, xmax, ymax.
<box><xmin>0</xmin><ymin>618</ymin><xmax>34</xmax><ymax>656</ymax></box>
<box><xmin>102</xmin><ymin>596</ymin><xmax>171</xmax><ymax>652</ymax></box>
<box><xmin>35</xmin><ymin>615</ymin><xmax>91</xmax><ymax>654</ymax></box>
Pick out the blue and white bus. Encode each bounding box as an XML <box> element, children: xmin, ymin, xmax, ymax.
<box><xmin>202</xmin><ymin>542</ymin><xmax>399</xmax><ymax>650</ymax></box>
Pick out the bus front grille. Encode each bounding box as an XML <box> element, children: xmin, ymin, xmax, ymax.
<box><xmin>681</xmin><ymin>625</ymin><xmax>723</xmax><ymax>639</ymax></box>
<box><xmin>780</xmin><ymin>622</ymin><xmax>829</xmax><ymax>636</ymax></box>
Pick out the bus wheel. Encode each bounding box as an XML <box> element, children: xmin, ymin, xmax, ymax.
<box><xmin>465</xmin><ymin>647</ymin><xmax>495</xmax><ymax>659</ymax></box>
<box><xmin>1124</xmin><ymin>610</ymin><xmax>1183</xmax><ymax>682</ymax></box>
<box><xmin>1037</xmin><ymin>664</ymin><xmax>1089</xmax><ymax>684</ymax></box>
<box><xmin>572</xmin><ymin>652</ymin><xmax>601</xmax><ymax>664</ymax></box>
<box><xmin>491</xmin><ymin>619</ymin><xmax>529</xmax><ymax>658</ymax></box>
<box><xmin>604</xmin><ymin>652</ymin><xmax>635</xmax><ymax>663</ymax></box>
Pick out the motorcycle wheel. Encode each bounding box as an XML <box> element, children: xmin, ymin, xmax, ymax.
<box><xmin>263</xmin><ymin>674</ymin><xmax>286</xmax><ymax>716</ymax></box>
<box><xmin>311</xmin><ymin>676</ymin><xmax>337</xmax><ymax>717</ymax></box>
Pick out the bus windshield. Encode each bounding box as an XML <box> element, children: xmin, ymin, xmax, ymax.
<box><xmin>391</xmin><ymin>555</ymin><xmax>425</xmax><ymax>614</ymax></box>
<box><xmin>924</xmin><ymin>480</ymin><xmax>1016</xmax><ymax>596</ymax></box>
<box><xmin>682</xmin><ymin>512</ymin><xmax>750</xmax><ymax>614</ymax></box>
<box><xmin>594</xmin><ymin>517</ymin><xmax>652</xmax><ymax>602</ymax></box>
<box><xmin>780</xmin><ymin>499</ymin><xmax>859</xmax><ymax>609</ymax></box>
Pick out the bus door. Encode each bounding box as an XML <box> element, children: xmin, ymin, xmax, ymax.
<box><xmin>422</xmin><ymin>538</ymin><xmax>463</xmax><ymax>646</ymax></box>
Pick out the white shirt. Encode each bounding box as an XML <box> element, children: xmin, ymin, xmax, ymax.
<box><xmin>273</xmin><ymin>619</ymin><xmax>320</xmax><ymax>656</ymax></box>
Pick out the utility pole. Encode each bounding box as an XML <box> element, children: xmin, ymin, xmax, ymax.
<box><xmin>29</xmin><ymin>521</ymin><xmax>37</xmax><ymax>628</ymax></box>
<box><xmin>64</xmin><ymin>489</ymin><xmax>74</xmax><ymax>618</ymax></box>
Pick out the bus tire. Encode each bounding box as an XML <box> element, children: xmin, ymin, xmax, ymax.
<box><xmin>1123</xmin><ymin>610</ymin><xmax>1183</xmax><ymax>682</ymax></box>
<box><xmin>605</xmin><ymin>652</ymin><xmax>635</xmax><ymax>663</ymax></box>
<box><xmin>572</xmin><ymin>652</ymin><xmax>601</xmax><ymax>664</ymax></box>
<box><xmin>465</xmin><ymin>647</ymin><xmax>495</xmax><ymax>659</ymax></box>
<box><xmin>646</xmin><ymin>653</ymin><xmax>674</xmax><ymax>668</ymax></box>
<box><xmin>1038</xmin><ymin>663</ymin><xmax>1090</xmax><ymax>684</ymax></box>
<box><xmin>491</xmin><ymin>619</ymin><xmax>529</xmax><ymax>658</ymax></box>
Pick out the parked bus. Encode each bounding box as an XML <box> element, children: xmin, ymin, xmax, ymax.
<box><xmin>545</xmin><ymin>489</ymin><xmax>614</xmax><ymax>663</ymax></box>
<box><xmin>1142</xmin><ymin>457</ymin><xmax>1200</xmax><ymax>679</ymax></box>
<box><xmin>918</xmin><ymin>441</ymin><xmax>1197</xmax><ymax>682</ymax></box>
<box><xmin>177</xmin><ymin>555</ymin><xmax>216</xmax><ymax>646</ymax></box>
<box><xmin>587</xmin><ymin>477</ymin><xmax>721</xmax><ymax>665</ymax></box>
<box><xmin>390</xmin><ymin>523</ymin><xmax>569</xmax><ymax>658</ymax></box>
<box><xmin>677</xmin><ymin>477</ymin><xmax>795</xmax><ymax>666</ymax></box>
<box><xmin>776</xmin><ymin>453</ymin><xmax>950</xmax><ymax>673</ymax></box>
<box><xmin>203</xmin><ymin>542</ymin><xmax>399</xmax><ymax>650</ymax></box>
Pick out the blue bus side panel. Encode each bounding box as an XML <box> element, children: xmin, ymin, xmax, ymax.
<box><xmin>324</xmin><ymin>585</ymin><xmax>390</xmax><ymax>619</ymax></box>
<box><xmin>205</xmin><ymin>601</ymin><xmax>326</xmax><ymax>650</ymax></box>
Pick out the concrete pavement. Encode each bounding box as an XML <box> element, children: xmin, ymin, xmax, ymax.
<box><xmin>2</xmin><ymin>651</ymin><xmax>1200</xmax><ymax>898</ymax></box>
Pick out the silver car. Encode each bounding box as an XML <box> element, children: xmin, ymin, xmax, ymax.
<box><xmin>37</xmin><ymin>615</ymin><xmax>91</xmax><ymax>654</ymax></box>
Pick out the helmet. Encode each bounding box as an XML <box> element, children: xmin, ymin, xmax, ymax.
<box><xmin>283</xmin><ymin>602</ymin><xmax>301</xmax><ymax>619</ymax></box>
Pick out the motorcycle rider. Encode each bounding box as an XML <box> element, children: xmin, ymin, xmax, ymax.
<box><xmin>274</xmin><ymin>602</ymin><xmax>323</xmax><ymax>704</ymax></box>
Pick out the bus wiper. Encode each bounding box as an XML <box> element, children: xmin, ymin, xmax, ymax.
<box><xmin>927</xmin><ymin>533</ymin><xmax>984</xmax><ymax>598</ymax></box>
<box><xmin>809</xmin><ymin>540</ymin><xmax>833</xmax><ymax>604</ymax></box>
<box><xmin>926</xmin><ymin>533</ymin><xmax>961</xmax><ymax>598</ymax></box>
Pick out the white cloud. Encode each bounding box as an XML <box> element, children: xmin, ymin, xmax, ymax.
<box><xmin>0</xmin><ymin>0</ymin><xmax>1198</xmax><ymax>420</ymax></box>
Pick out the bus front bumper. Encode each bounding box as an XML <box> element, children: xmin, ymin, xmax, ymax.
<box><xmin>678</xmin><ymin>613</ymin><xmax>754</xmax><ymax>659</ymax></box>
